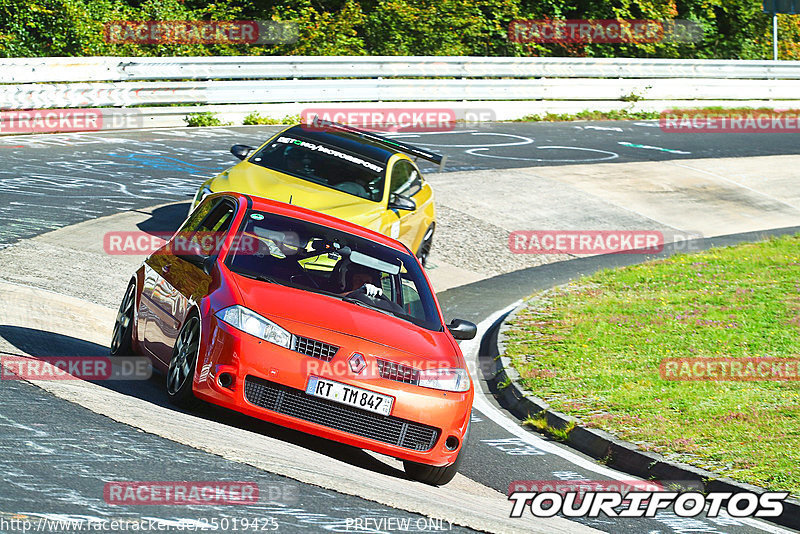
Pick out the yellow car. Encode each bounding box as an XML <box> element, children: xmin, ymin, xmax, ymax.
<box><xmin>190</xmin><ymin>121</ymin><xmax>440</xmax><ymax>266</ymax></box>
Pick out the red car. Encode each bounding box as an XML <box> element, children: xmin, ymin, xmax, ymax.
<box><xmin>111</xmin><ymin>192</ymin><xmax>477</xmax><ymax>485</ymax></box>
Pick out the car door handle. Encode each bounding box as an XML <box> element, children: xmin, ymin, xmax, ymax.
<box><xmin>161</xmin><ymin>264</ymin><xmax>171</xmax><ymax>274</ymax></box>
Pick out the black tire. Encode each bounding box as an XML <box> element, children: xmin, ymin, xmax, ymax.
<box><xmin>166</xmin><ymin>314</ymin><xmax>201</xmax><ymax>409</ymax></box>
<box><xmin>403</xmin><ymin>449</ymin><xmax>462</xmax><ymax>486</ymax></box>
<box><xmin>416</xmin><ymin>224</ymin><xmax>435</xmax><ymax>267</ymax></box>
<box><xmin>110</xmin><ymin>282</ymin><xmax>136</xmax><ymax>356</ymax></box>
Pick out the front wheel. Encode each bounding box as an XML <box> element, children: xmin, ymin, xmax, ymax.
<box><xmin>110</xmin><ymin>282</ymin><xmax>136</xmax><ymax>356</ymax></box>
<box><xmin>416</xmin><ymin>224</ymin><xmax>435</xmax><ymax>267</ymax></box>
<box><xmin>403</xmin><ymin>449</ymin><xmax>462</xmax><ymax>486</ymax></box>
<box><xmin>167</xmin><ymin>315</ymin><xmax>201</xmax><ymax>409</ymax></box>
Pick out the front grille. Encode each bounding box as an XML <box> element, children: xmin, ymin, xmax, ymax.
<box><xmin>244</xmin><ymin>376</ymin><xmax>439</xmax><ymax>452</ymax></box>
<box><xmin>292</xmin><ymin>335</ymin><xmax>338</xmax><ymax>362</ymax></box>
<box><xmin>377</xmin><ymin>359</ymin><xmax>420</xmax><ymax>385</ymax></box>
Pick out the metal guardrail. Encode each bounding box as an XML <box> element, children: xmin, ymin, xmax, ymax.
<box><xmin>4</xmin><ymin>56</ymin><xmax>800</xmax><ymax>84</ymax></box>
<box><xmin>2</xmin><ymin>56</ymin><xmax>800</xmax><ymax>110</ymax></box>
<box><xmin>3</xmin><ymin>78</ymin><xmax>800</xmax><ymax>109</ymax></box>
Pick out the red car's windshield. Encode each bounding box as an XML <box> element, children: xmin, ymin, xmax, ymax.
<box><xmin>225</xmin><ymin>210</ymin><xmax>442</xmax><ymax>331</ymax></box>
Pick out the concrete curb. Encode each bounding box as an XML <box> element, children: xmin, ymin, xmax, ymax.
<box><xmin>490</xmin><ymin>300</ymin><xmax>800</xmax><ymax>530</ymax></box>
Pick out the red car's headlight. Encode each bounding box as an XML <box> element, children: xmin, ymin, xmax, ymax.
<box><xmin>417</xmin><ymin>368</ymin><xmax>470</xmax><ymax>392</ymax></box>
<box><xmin>216</xmin><ymin>305</ymin><xmax>292</xmax><ymax>349</ymax></box>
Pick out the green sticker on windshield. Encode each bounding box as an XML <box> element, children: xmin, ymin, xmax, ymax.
<box><xmin>250</xmin><ymin>213</ymin><xmax>264</xmax><ymax>220</ymax></box>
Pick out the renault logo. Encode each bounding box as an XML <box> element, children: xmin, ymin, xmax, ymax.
<box><xmin>349</xmin><ymin>352</ymin><xmax>366</xmax><ymax>374</ymax></box>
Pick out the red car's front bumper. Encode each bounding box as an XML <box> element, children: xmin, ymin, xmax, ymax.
<box><xmin>192</xmin><ymin>316</ymin><xmax>472</xmax><ymax>467</ymax></box>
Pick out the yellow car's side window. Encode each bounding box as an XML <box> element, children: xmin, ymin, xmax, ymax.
<box><xmin>389</xmin><ymin>160</ymin><xmax>423</xmax><ymax>198</ymax></box>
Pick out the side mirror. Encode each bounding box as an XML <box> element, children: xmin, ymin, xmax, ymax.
<box><xmin>388</xmin><ymin>194</ymin><xmax>416</xmax><ymax>212</ymax></box>
<box><xmin>202</xmin><ymin>256</ymin><xmax>216</xmax><ymax>276</ymax></box>
<box><xmin>447</xmin><ymin>319</ymin><xmax>477</xmax><ymax>340</ymax></box>
<box><xmin>176</xmin><ymin>254</ymin><xmax>216</xmax><ymax>276</ymax></box>
<box><xmin>231</xmin><ymin>144</ymin><xmax>255</xmax><ymax>161</ymax></box>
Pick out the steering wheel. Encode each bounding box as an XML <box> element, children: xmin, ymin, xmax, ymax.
<box><xmin>346</xmin><ymin>285</ymin><xmax>405</xmax><ymax>315</ymax></box>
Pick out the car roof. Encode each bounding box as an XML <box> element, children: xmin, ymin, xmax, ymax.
<box><xmin>231</xmin><ymin>193</ymin><xmax>410</xmax><ymax>254</ymax></box>
<box><xmin>281</xmin><ymin>125</ymin><xmax>396</xmax><ymax>164</ymax></box>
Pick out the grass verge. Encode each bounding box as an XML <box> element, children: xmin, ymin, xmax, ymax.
<box><xmin>504</xmin><ymin>235</ymin><xmax>800</xmax><ymax>495</ymax></box>
<box><xmin>523</xmin><ymin>411</ymin><xmax>576</xmax><ymax>442</ymax></box>
<box><xmin>513</xmin><ymin>109</ymin><xmax>660</xmax><ymax>122</ymax></box>
<box><xmin>512</xmin><ymin>107</ymin><xmax>800</xmax><ymax>123</ymax></box>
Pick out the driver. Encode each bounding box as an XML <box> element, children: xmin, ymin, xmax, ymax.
<box><xmin>341</xmin><ymin>264</ymin><xmax>383</xmax><ymax>298</ymax></box>
<box><xmin>285</xmin><ymin>147</ymin><xmax>307</xmax><ymax>174</ymax></box>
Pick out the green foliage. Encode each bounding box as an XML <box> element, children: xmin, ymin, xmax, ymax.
<box><xmin>363</xmin><ymin>0</ymin><xmax>525</xmax><ymax>56</ymax></box>
<box><xmin>242</xmin><ymin>112</ymin><xmax>301</xmax><ymax>125</ymax></box>
<box><xmin>269</xmin><ymin>0</ymin><xmax>366</xmax><ymax>55</ymax></box>
<box><xmin>515</xmin><ymin>109</ymin><xmax>661</xmax><ymax>121</ymax></box>
<box><xmin>523</xmin><ymin>411</ymin><xmax>576</xmax><ymax>442</ymax></box>
<box><xmin>620</xmin><ymin>91</ymin><xmax>645</xmax><ymax>102</ymax></box>
<box><xmin>0</xmin><ymin>0</ymin><xmax>796</xmax><ymax>59</ymax></box>
<box><xmin>183</xmin><ymin>111</ymin><xmax>230</xmax><ymax>127</ymax></box>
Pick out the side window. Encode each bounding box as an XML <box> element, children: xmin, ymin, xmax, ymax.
<box><xmin>177</xmin><ymin>198</ymin><xmax>236</xmax><ymax>257</ymax></box>
<box><xmin>380</xmin><ymin>273</ymin><xmax>394</xmax><ymax>296</ymax></box>
<box><xmin>400</xmin><ymin>277</ymin><xmax>424</xmax><ymax>319</ymax></box>
<box><xmin>200</xmin><ymin>202</ymin><xmax>235</xmax><ymax>233</ymax></box>
<box><xmin>389</xmin><ymin>160</ymin><xmax>423</xmax><ymax>198</ymax></box>
<box><xmin>178</xmin><ymin>197</ymin><xmax>218</xmax><ymax>234</ymax></box>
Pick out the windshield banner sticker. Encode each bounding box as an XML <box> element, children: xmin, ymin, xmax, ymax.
<box><xmin>275</xmin><ymin>136</ymin><xmax>384</xmax><ymax>173</ymax></box>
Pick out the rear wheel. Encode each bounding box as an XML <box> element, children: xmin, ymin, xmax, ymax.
<box><xmin>416</xmin><ymin>224</ymin><xmax>435</xmax><ymax>267</ymax></box>
<box><xmin>167</xmin><ymin>315</ymin><xmax>201</xmax><ymax>409</ymax></box>
<box><xmin>110</xmin><ymin>282</ymin><xmax>136</xmax><ymax>356</ymax></box>
<box><xmin>403</xmin><ymin>449</ymin><xmax>462</xmax><ymax>486</ymax></box>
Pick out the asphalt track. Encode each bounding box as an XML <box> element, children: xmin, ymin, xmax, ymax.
<box><xmin>0</xmin><ymin>123</ymin><xmax>798</xmax><ymax>534</ymax></box>
<box><xmin>1</xmin><ymin>121</ymin><xmax>799</xmax><ymax>247</ymax></box>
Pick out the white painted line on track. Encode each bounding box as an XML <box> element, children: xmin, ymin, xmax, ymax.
<box><xmin>466</xmin><ymin>146</ymin><xmax>619</xmax><ymax>163</ymax></box>
<box><xmin>387</xmin><ymin>130</ymin><xmax>479</xmax><ymax>137</ymax></box>
<box><xmin>390</xmin><ymin>132</ymin><xmax>535</xmax><ymax>148</ymax></box>
<box><xmin>462</xmin><ymin>303</ymin><xmax>635</xmax><ymax>481</ymax></box>
<box><xmin>618</xmin><ymin>141</ymin><xmax>691</xmax><ymax>155</ymax></box>
<box><xmin>580</xmin><ymin>126</ymin><xmax>624</xmax><ymax>132</ymax></box>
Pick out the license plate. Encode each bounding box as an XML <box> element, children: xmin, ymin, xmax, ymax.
<box><xmin>305</xmin><ymin>376</ymin><xmax>393</xmax><ymax>416</ymax></box>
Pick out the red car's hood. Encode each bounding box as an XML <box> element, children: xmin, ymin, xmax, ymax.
<box><xmin>231</xmin><ymin>274</ymin><xmax>457</xmax><ymax>364</ymax></box>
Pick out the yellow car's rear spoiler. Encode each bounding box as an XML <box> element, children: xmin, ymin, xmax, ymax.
<box><xmin>308</xmin><ymin>118</ymin><xmax>448</xmax><ymax>172</ymax></box>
